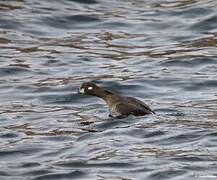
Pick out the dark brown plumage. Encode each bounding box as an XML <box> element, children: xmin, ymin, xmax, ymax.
<box><xmin>78</xmin><ymin>82</ymin><xmax>155</xmax><ymax>118</ymax></box>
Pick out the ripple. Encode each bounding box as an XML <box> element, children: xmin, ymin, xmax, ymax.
<box><xmin>24</xmin><ymin>169</ymin><xmax>53</xmax><ymax>176</ymax></box>
<box><xmin>159</xmin><ymin>57</ymin><xmax>217</xmax><ymax>68</ymax></box>
<box><xmin>0</xmin><ymin>18</ymin><xmax>22</xmax><ymax>30</ymax></box>
<box><xmin>191</xmin><ymin>14</ymin><xmax>217</xmax><ymax>32</ymax></box>
<box><xmin>0</xmin><ymin>132</ymin><xmax>20</xmax><ymax>139</ymax></box>
<box><xmin>0</xmin><ymin>67</ymin><xmax>30</xmax><ymax>76</ymax></box>
<box><xmin>33</xmin><ymin>170</ymin><xmax>87</xmax><ymax>180</ymax></box>
<box><xmin>55</xmin><ymin>160</ymin><xmax>133</xmax><ymax>168</ymax></box>
<box><xmin>0</xmin><ymin>37</ymin><xmax>11</xmax><ymax>44</ymax></box>
<box><xmin>66</xmin><ymin>0</ymin><xmax>97</xmax><ymax>4</ymax></box>
<box><xmin>42</xmin><ymin>14</ymin><xmax>101</xmax><ymax>29</ymax></box>
<box><xmin>149</xmin><ymin>169</ymin><xmax>187</xmax><ymax>180</ymax></box>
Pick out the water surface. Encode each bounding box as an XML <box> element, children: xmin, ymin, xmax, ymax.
<box><xmin>0</xmin><ymin>0</ymin><xmax>217</xmax><ymax>179</ymax></box>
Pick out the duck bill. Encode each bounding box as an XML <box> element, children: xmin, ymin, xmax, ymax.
<box><xmin>78</xmin><ymin>88</ymin><xmax>85</xmax><ymax>94</ymax></box>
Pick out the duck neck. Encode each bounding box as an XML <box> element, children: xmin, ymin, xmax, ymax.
<box><xmin>95</xmin><ymin>88</ymin><xmax>113</xmax><ymax>100</ymax></box>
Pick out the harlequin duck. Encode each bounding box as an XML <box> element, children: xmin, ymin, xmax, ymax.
<box><xmin>78</xmin><ymin>82</ymin><xmax>155</xmax><ymax>118</ymax></box>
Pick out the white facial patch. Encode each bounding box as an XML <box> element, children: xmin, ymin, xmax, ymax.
<box><xmin>88</xmin><ymin>86</ymin><xmax>93</xmax><ymax>90</ymax></box>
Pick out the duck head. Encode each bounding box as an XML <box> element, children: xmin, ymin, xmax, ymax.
<box><xmin>78</xmin><ymin>82</ymin><xmax>113</xmax><ymax>98</ymax></box>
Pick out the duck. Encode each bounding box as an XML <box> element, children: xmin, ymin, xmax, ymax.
<box><xmin>78</xmin><ymin>82</ymin><xmax>155</xmax><ymax>118</ymax></box>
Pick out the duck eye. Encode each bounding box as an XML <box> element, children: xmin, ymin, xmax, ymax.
<box><xmin>88</xmin><ymin>86</ymin><xmax>93</xmax><ymax>90</ymax></box>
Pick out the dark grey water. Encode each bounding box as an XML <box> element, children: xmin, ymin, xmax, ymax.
<box><xmin>0</xmin><ymin>0</ymin><xmax>217</xmax><ymax>179</ymax></box>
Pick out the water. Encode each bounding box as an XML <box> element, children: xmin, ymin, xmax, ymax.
<box><xmin>0</xmin><ymin>0</ymin><xmax>217</xmax><ymax>179</ymax></box>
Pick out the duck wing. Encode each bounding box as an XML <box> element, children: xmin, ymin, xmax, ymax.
<box><xmin>121</xmin><ymin>96</ymin><xmax>155</xmax><ymax>114</ymax></box>
<box><xmin>111</xmin><ymin>102</ymin><xmax>151</xmax><ymax>119</ymax></box>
